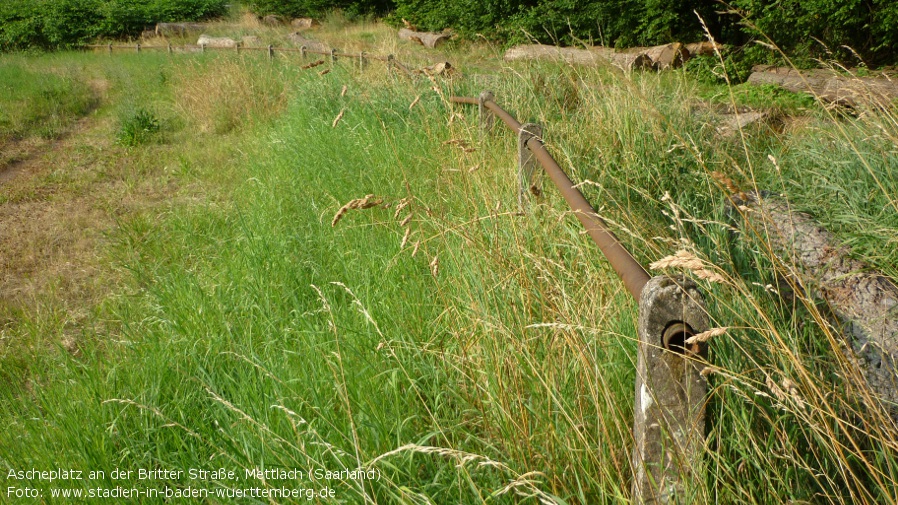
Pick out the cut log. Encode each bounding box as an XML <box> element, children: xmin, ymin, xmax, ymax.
<box><xmin>261</xmin><ymin>15</ymin><xmax>284</xmax><ymax>26</ymax></box>
<box><xmin>735</xmin><ymin>191</ymin><xmax>898</xmax><ymax>411</ymax></box>
<box><xmin>155</xmin><ymin>22</ymin><xmax>205</xmax><ymax>37</ymax></box>
<box><xmin>398</xmin><ymin>28</ymin><xmax>450</xmax><ymax>49</ymax></box>
<box><xmin>196</xmin><ymin>35</ymin><xmax>237</xmax><ymax>48</ymax></box>
<box><xmin>291</xmin><ymin>18</ymin><xmax>319</xmax><ymax>29</ymax></box>
<box><xmin>286</xmin><ymin>32</ymin><xmax>329</xmax><ymax>53</ymax></box>
<box><xmin>503</xmin><ymin>44</ymin><xmax>652</xmax><ymax>71</ymax></box>
<box><xmin>684</xmin><ymin>41</ymin><xmax>723</xmax><ymax>56</ymax></box>
<box><xmin>747</xmin><ymin>66</ymin><xmax>898</xmax><ymax>107</ymax></box>
<box><xmin>624</xmin><ymin>42</ymin><xmax>690</xmax><ymax>70</ymax></box>
<box><xmin>416</xmin><ymin>61</ymin><xmax>455</xmax><ymax>77</ymax></box>
<box><xmin>715</xmin><ymin>111</ymin><xmax>769</xmax><ymax>137</ymax></box>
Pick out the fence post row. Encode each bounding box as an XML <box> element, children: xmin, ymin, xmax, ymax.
<box><xmin>453</xmin><ymin>91</ymin><xmax>710</xmax><ymax>504</ymax></box>
<box><xmin>517</xmin><ymin>123</ymin><xmax>543</xmax><ymax>211</ymax></box>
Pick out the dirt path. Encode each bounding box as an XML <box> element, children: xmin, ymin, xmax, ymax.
<box><xmin>0</xmin><ymin>112</ymin><xmax>119</xmax><ymax>345</ymax></box>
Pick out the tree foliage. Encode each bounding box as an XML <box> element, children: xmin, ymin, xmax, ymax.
<box><xmin>0</xmin><ymin>0</ymin><xmax>229</xmax><ymax>50</ymax></box>
<box><xmin>246</xmin><ymin>0</ymin><xmax>393</xmax><ymax>19</ymax></box>
<box><xmin>2</xmin><ymin>0</ymin><xmax>897</xmax><ymax>64</ymax></box>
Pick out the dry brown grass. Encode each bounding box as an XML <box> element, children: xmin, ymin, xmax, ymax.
<box><xmin>172</xmin><ymin>57</ymin><xmax>289</xmax><ymax>134</ymax></box>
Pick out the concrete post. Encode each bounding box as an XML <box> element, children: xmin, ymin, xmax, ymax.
<box><xmin>330</xmin><ymin>48</ymin><xmax>337</xmax><ymax>63</ymax></box>
<box><xmin>300</xmin><ymin>45</ymin><xmax>307</xmax><ymax>59</ymax></box>
<box><xmin>108</xmin><ymin>43</ymin><xmax>112</xmax><ymax>54</ymax></box>
<box><xmin>167</xmin><ymin>43</ymin><xmax>172</xmax><ymax>54</ymax></box>
<box><xmin>136</xmin><ymin>43</ymin><xmax>141</xmax><ymax>53</ymax></box>
<box><xmin>202</xmin><ymin>43</ymin><xmax>207</xmax><ymax>53</ymax></box>
<box><xmin>267</xmin><ymin>45</ymin><xmax>273</xmax><ymax>59</ymax></box>
<box><xmin>478</xmin><ymin>90</ymin><xmax>495</xmax><ymax>133</ymax></box>
<box><xmin>518</xmin><ymin>123</ymin><xmax>543</xmax><ymax>211</ymax></box>
<box><xmin>632</xmin><ymin>275</ymin><xmax>709</xmax><ymax>504</ymax></box>
<box><xmin>360</xmin><ymin>51</ymin><xmax>368</xmax><ymax>70</ymax></box>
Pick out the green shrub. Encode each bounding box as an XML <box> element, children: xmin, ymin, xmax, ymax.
<box><xmin>0</xmin><ymin>64</ymin><xmax>95</xmax><ymax>140</ymax></box>
<box><xmin>0</xmin><ymin>0</ymin><xmax>229</xmax><ymax>50</ymax></box>
<box><xmin>117</xmin><ymin>108</ymin><xmax>161</xmax><ymax>147</ymax></box>
<box><xmin>389</xmin><ymin>0</ymin><xmax>722</xmax><ymax>46</ymax></box>
<box><xmin>728</xmin><ymin>0</ymin><xmax>898</xmax><ymax>64</ymax></box>
<box><xmin>246</xmin><ymin>0</ymin><xmax>393</xmax><ymax>19</ymax></box>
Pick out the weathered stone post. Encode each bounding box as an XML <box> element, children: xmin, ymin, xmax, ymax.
<box><xmin>632</xmin><ymin>275</ymin><xmax>709</xmax><ymax>504</ymax></box>
<box><xmin>267</xmin><ymin>45</ymin><xmax>273</xmax><ymax>59</ymax></box>
<box><xmin>330</xmin><ymin>48</ymin><xmax>337</xmax><ymax>64</ymax></box>
<box><xmin>518</xmin><ymin>123</ymin><xmax>543</xmax><ymax>211</ymax></box>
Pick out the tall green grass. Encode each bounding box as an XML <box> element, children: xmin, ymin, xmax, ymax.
<box><xmin>1</xmin><ymin>47</ymin><xmax>897</xmax><ymax>505</ymax></box>
<box><xmin>0</xmin><ymin>64</ymin><xmax>95</xmax><ymax>141</ymax></box>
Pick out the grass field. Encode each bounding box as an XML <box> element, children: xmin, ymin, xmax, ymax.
<box><xmin>1</xmin><ymin>18</ymin><xmax>898</xmax><ymax>504</ymax></box>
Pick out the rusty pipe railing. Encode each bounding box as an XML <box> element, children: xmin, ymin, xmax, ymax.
<box><xmin>450</xmin><ymin>94</ymin><xmax>649</xmax><ymax>299</ymax></box>
<box><xmin>452</xmin><ymin>92</ymin><xmax>708</xmax><ymax>504</ymax></box>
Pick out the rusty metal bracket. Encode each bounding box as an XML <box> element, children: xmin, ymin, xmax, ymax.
<box><xmin>518</xmin><ymin>123</ymin><xmax>543</xmax><ymax>211</ymax></box>
<box><xmin>478</xmin><ymin>91</ymin><xmax>495</xmax><ymax>133</ymax></box>
<box><xmin>632</xmin><ymin>275</ymin><xmax>709</xmax><ymax>504</ymax></box>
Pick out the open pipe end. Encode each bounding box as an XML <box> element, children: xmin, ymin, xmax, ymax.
<box><xmin>662</xmin><ymin>322</ymin><xmax>699</xmax><ymax>356</ymax></box>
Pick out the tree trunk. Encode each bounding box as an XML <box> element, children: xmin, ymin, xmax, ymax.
<box><xmin>735</xmin><ymin>191</ymin><xmax>898</xmax><ymax>412</ymax></box>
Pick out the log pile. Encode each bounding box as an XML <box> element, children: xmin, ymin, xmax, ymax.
<box><xmin>747</xmin><ymin>65</ymin><xmax>898</xmax><ymax>107</ymax></box>
<box><xmin>503</xmin><ymin>42</ymin><xmax>695</xmax><ymax>71</ymax></box>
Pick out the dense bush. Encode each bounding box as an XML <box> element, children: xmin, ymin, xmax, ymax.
<box><xmin>2</xmin><ymin>0</ymin><xmax>897</xmax><ymax>65</ymax></box>
<box><xmin>729</xmin><ymin>0</ymin><xmax>898</xmax><ymax>64</ymax></box>
<box><xmin>0</xmin><ymin>0</ymin><xmax>229</xmax><ymax>50</ymax></box>
<box><xmin>246</xmin><ymin>0</ymin><xmax>393</xmax><ymax>19</ymax></box>
<box><xmin>388</xmin><ymin>0</ymin><xmax>722</xmax><ymax>47</ymax></box>
<box><xmin>389</xmin><ymin>0</ymin><xmax>897</xmax><ymax>63</ymax></box>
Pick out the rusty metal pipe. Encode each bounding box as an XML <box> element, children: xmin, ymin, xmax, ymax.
<box><xmin>526</xmin><ymin>137</ymin><xmax>649</xmax><ymax>298</ymax></box>
<box><xmin>451</xmin><ymin>96</ymin><xmax>478</xmax><ymax>105</ymax></box>
<box><xmin>449</xmin><ymin>95</ymin><xmax>650</xmax><ymax>299</ymax></box>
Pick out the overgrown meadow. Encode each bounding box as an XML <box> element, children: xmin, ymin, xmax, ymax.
<box><xmin>1</xmin><ymin>21</ymin><xmax>898</xmax><ymax>503</ymax></box>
